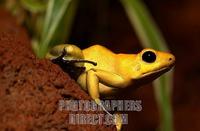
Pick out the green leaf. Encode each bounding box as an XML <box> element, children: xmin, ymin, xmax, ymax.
<box><xmin>20</xmin><ymin>0</ymin><xmax>47</xmax><ymax>13</ymax></box>
<box><xmin>120</xmin><ymin>0</ymin><xmax>174</xmax><ymax>131</ymax></box>
<box><xmin>36</xmin><ymin>0</ymin><xmax>75</xmax><ymax>58</ymax></box>
<box><xmin>49</xmin><ymin>0</ymin><xmax>79</xmax><ymax>47</ymax></box>
<box><xmin>120</xmin><ymin>0</ymin><xmax>168</xmax><ymax>50</ymax></box>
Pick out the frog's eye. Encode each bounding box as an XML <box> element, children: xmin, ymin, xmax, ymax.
<box><xmin>142</xmin><ymin>51</ymin><xmax>156</xmax><ymax>63</ymax></box>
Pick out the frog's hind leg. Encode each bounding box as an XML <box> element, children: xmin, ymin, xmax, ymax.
<box><xmin>46</xmin><ymin>44</ymin><xmax>97</xmax><ymax>80</ymax></box>
<box><xmin>45</xmin><ymin>44</ymin><xmax>84</xmax><ymax>60</ymax></box>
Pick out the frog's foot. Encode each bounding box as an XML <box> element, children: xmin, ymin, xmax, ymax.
<box><xmin>95</xmin><ymin>98</ymin><xmax>122</xmax><ymax>131</ymax></box>
<box><xmin>96</xmin><ymin>100</ymin><xmax>122</xmax><ymax>131</ymax></box>
<box><xmin>114</xmin><ymin>113</ymin><xmax>122</xmax><ymax>131</ymax></box>
<box><xmin>51</xmin><ymin>48</ymin><xmax>67</xmax><ymax>63</ymax></box>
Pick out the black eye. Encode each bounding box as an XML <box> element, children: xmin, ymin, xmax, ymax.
<box><xmin>142</xmin><ymin>51</ymin><xmax>156</xmax><ymax>63</ymax></box>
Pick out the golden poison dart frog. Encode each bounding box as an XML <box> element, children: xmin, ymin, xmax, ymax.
<box><xmin>46</xmin><ymin>44</ymin><xmax>175</xmax><ymax>131</ymax></box>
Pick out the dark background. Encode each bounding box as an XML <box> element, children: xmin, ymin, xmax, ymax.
<box><xmin>68</xmin><ymin>0</ymin><xmax>200</xmax><ymax>130</ymax></box>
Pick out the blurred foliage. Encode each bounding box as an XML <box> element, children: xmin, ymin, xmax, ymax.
<box><xmin>4</xmin><ymin>0</ymin><xmax>46</xmax><ymax>34</ymax></box>
<box><xmin>20</xmin><ymin>0</ymin><xmax>46</xmax><ymax>13</ymax></box>
<box><xmin>2</xmin><ymin>0</ymin><xmax>173</xmax><ymax>130</ymax></box>
<box><xmin>120</xmin><ymin>0</ymin><xmax>173</xmax><ymax>131</ymax></box>
<box><xmin>3</xmin><ymin>0</ymin><xmax>78</xmax><ymax>58</ymax></box>
<box><xmin>36</xmin><ymin>0</ymin><xmax>78</xmax><ymax>58</ymax></box>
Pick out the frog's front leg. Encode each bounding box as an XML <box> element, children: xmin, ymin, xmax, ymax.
<box><xmin>78</xmin><ymin>69</ymin><xmax>127</xmax><ymax>131</ymax></box>
<box><xmin>78</xmin><ymin>68</ymin><xmax>128</xmax><ymax>103</ymax></box>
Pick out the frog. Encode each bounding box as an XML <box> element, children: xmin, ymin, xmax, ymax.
<box><xmin>46</xmin><ymin>44</ymin><xmax>175</xmax><ymax>131</ymax></box>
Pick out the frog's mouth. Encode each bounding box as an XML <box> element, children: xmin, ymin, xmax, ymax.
<box><xmin>137</xmin><ymin>63</ymin><xmax>174</xmax><ymax>83</ymax></box>
<box><xmin>142</xmin><ymin>65</ymin><xmax>174</xmax><ymax>77</ymax></box>
<box><xmin>131</xmin><ymin>64</ymin><xmax>174</xmax><ymax>88</ymax></box>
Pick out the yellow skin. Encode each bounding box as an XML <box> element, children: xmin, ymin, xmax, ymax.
<box><xmin>46</xmin><ymin>44</ymin><xmax>175</xmax><ymax>131</ymax></box>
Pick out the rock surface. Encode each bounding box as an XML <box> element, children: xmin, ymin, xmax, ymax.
<box><xmin>0</xmin><ymin>9</ymin><xmax>115</xmax><ymax>131</ymax></box>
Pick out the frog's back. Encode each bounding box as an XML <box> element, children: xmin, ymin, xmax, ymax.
<box><xmin>83</xmin><ymin>45</ymin><xmax>116</xmax><ymax>72</ymax></box>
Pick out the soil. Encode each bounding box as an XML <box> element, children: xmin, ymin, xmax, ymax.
<box><xmin>0</xmin><ymin>9</ymin><xmax>116</xmax><ymax>131</ymax></box>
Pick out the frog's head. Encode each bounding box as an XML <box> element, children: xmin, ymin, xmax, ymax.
<box><xmin>132</xmin><ymin>48</ymin><xmax>175</xmax><ymax>80</ymax></box>
<box><xmin>117</xmin><ymin>48</ymin><xmax>175</xmax><ymax>84</ymax></box>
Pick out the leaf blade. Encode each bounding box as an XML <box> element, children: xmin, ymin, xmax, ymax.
<box><xmin>37</xmin><ymin>0</ymin><xmax>73</xmax><ymax>58</ymax></box>
<box><xmin>120</xmin><ymin>0</ymin><xmax>174</xmax><ymax>131</ymax></box>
